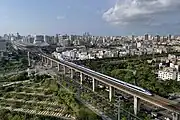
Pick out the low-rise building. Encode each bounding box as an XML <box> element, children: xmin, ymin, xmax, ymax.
<box><xmin>158</xmin><ymin>67</ymin><xmax>177</xmax><ymax>80</ymax></box>
<box><xmin>177</xmin><ymin>73</ymin><xmax>180</xmax><ymax>81</ymax></box>
<box><xmin>62</xmin><ymin>50</ymin><xmax>77</xmax><ymax>60</ymax></box>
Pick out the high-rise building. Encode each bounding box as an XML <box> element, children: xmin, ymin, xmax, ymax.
<box><xmin>163</xmin><ymin>36</ymin><xmax>167</xmax><ymax>41</ymax></box>
<box><xmin>33</xmin><ymin>35</ymin><xmax>44</xmax><ymax>44</ymax></box>
<box><xmin>145</xmin><ymin>34</ymin><xmax>149</xmax><ymax>40</ymax></box>
<box><xmin>155</xmin><ymin>35</ymin><xmax>160</xmax><ymax>41</ymax></box>
<box><xmin>58</xmin><ymin>34</ymin><xmax>71</xmax><ymax>47</ymax></box>
<box><xmin>55</xmin><ymin>34</ymin><xmax>60</xmax><ymax>44</ymax></box>
<box><xmin>168</xmin><ymin>34</ymin><xmax>172</xmax><ymax>40</ymax></box>
<box><xmin>17</xmin><ymin>33</ymin><xmax>21</xmax><ymax>39</ymax></box>
<box><xmin>132</xmin><ymin>35</ymin><xmax>135</xmax><ymax>41</ymax></box>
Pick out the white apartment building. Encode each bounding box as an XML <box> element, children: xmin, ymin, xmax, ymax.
<box><xmin>33</xmin><ymin>35</ymin><xmax>44</xmax><ymax>44</ymax></box>
<box><xmin>158</xmin><ymin>68</ymin><xmax>177</xmax><ymax>80</ymax></box>
<box><xmin>136</xmin><ymin>42</ymin><xmax>142</xmax><ymax>48</ymax></box>
<box><xmin>177</xmin><ymin>73</ymin><xmax>180</xmax><ymax>81</ymax></box>
<box><xmin>62</xmin><ymin>51</ymin><xmax>75</xmax><ymax>59</ymax></box>
<box><xmin>77</xmin><ymin>52</ymin><xmax>88</xmax><ymax>60</ymax></box>
<box><xmin>168</xmin><ymin>54</ymin><xmax>176</xmax><ymax>60</ymax></box>
<box><xmin>52</xmin><ymin>52</ymin><xmax>63</xmax><ymax>60</ymax></box>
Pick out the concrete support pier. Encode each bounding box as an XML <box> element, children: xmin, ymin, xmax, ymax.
<box><xmin>50</xmin><ymin>60</ymin><xmax>53</xmax><ymax>68</ymax></box>
<box><xmin>92</xmin><ymin>78</ymin><xmax>96</xmax><ymax>92</ymax></box>
<box><xmin>80</xmin><ymin>72</ymin><xmax>83</xmax><ymax>84</ymax></box>
<box><xmin>44</xmin><ymin>58</ymin><xmax>47</xmax><ymax>64</ymax></box>
<box><xmin>173</xmin><ymin>113</ymin><xmax>180</xmax><ymax>120</ymax></box>
<box><xmin>134</xmin><ymin>96</ymin><xmax>140</xmax><ymax>116</ymax></box>
<box><xmin>109</xmin><ymin>86</ymin><xmax>114</xmax><ymax>102</ymax></box>
<box><xmin>48</xmin><ymin>59</ymin><xmax>51</xmax><ymax>65</ymax></box>
<box><xmin>71</xmin><ymin>69</ymin><xmax>74</xmax><ymax>79</ymax></box>
<box><xmin>47</xmin><ymin>59</ymin><xmax>49</xmax><ymax>65</ymax></box>
<box><xmin>57</xmin><ymin>64</ymin><xmax>60</xmax><ymax>71</ymax></box>
<box><xmin>63</xmin><ymin>66</ymin><xmax>66</xmax><ymax>74</ymax></box>
<box><xmin>42</xmin><ymin>57</ymin><xmax>44</xmax><ymax>63</ymax></box>
<box><xmin>46</xmin><ymin>58</ymin><xmax>48</xmax><ymax>64</ymax></box>
<box><xmin>46</xmin><ymin>59</ymin><xmax>48</xmax><ymax>64</ymax></box>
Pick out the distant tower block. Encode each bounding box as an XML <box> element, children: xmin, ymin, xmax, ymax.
<box><xmin>145</xmin><ymin>34</ymin><xmax>149</xmax><ymax>40</ymax></box>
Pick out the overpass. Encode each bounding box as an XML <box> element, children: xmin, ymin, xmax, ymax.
<box><xmin>14</xmin><ymin>41</ymin><xmax>180</xmax><ymax>120</ymax></box>
<box><xmin>40</xmin><ymin>52</ymin><xmax>180</xmax><ymax>119</ymax></box>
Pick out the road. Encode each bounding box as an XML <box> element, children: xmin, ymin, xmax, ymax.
<box><xmin>1</xmin><ymin>80</ymin><xmax>31</xmax><ymax>87</ymax></box>
<box><xmin>0</xmin><ymin>70</ymin><xmax>25</xmax><ymax>77</ymax></box>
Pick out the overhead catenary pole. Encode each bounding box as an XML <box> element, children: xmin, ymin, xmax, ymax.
<box><xmin>28</xmin><ymin>52</ymin><xmax>30</xmax><ymax>67</ymax></box>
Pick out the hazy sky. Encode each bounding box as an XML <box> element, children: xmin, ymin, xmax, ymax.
<box><xmin>0</xmin><ymin>0</ymin><xmax>180</xmax><ymax>36</ymax></box>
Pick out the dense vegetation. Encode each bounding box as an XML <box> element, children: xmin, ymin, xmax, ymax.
<box><xmin>0</xmin><ymin>49</ymin><xmax>28</xmax><ymax>76</ymax></box>
<box><xmin>0</xmin><ymin>43</ymin><xmax>29</xmax><ymax>74</ymax></box>
<box><xmin>0</xmin><ymin>110</ymin><xmax>61</xmax><ymax>120</ymax></box>
<box><xmin>0</xmin><ymin>57</ymin><xmax>28</xmax><ymax>73</ymax></box>
<box><xmin>59</xmin><ymin>72</ymin><xmax>151</xmax><ymax>120</ymax></box>
<box><xmin>0</xmin><ymin>72</ymin><xmax>29</xmax><ymax>83</ymax></box>
<box><xmin>0</xmin><ymin>74</ymin><xmax>100</xmax><ymax>120</ymax></box>
<box><xmin>81</xmin><ymin>59</ymin><xmax>180</xmax><ymax>97</ymax></box>
<box><xmin>57</xmin><ymin>89</ymin><xmax>100</xmax><ymax>120</ymax></box>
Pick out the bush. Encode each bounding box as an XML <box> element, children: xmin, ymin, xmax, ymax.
<box><xmin>77</xmin><ymin>107</ymin><xmax>100</xmax><ymax>120</ymax></box>
<box><xmin>3</xmin><ymin>93</ymin><xmax>13</xmax><ymax>98</ymax></box>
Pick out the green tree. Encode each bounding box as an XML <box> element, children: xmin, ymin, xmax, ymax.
<box><xmin>121</xmin><ymin>117</ymin><xmax>127</xmax><ymax>120</ymax></box>
<box><xmin>124</xmin><ymin>71</ymin><xmax>135</xmax><ymax>84</ymax></box>
<box><xmin>77</xmin><ymin>107</ymin><xmax>99</xmax><ymax>120</ymax></box>
<box><xmin>20</xmin><ymin>58</ymin><xmax>28</xmax><ymax>66</ymax></box>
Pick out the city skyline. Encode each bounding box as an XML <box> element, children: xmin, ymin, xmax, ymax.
<box><xmin>0</xmin><ymin>0</ymin><xmax>180</xmax><ymax>36</ymax></box>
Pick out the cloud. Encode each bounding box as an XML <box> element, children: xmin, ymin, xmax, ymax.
<box><xmin>103</xmin><ymin>0</ymin><xmax>180</xmax><ymax>25</ymax></box>
<box><xmin>56</xmin><ymin>16</ymin><xmax>65</xmax><ymax>20</ymax></box>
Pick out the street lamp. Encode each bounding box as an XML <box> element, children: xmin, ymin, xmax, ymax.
<box><xmin>78</xmin><ymin>85</ymin><xmax>83</xmax><ymax>99</ymax></box>
<box><xmin>118</xmin><ymin>96</ymin><xmax>123</xmax><ymax>120</ymax></box>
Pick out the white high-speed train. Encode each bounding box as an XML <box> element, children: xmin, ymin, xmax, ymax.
<box><xmin>61</xmin><ymin>59</ymin><xmax>152</xmax><ymax>96</ymax></box>
<box><xmin>40</xmin><ymin>51</ymin><xmax>152</xmax><ymax>96</ymax></box>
